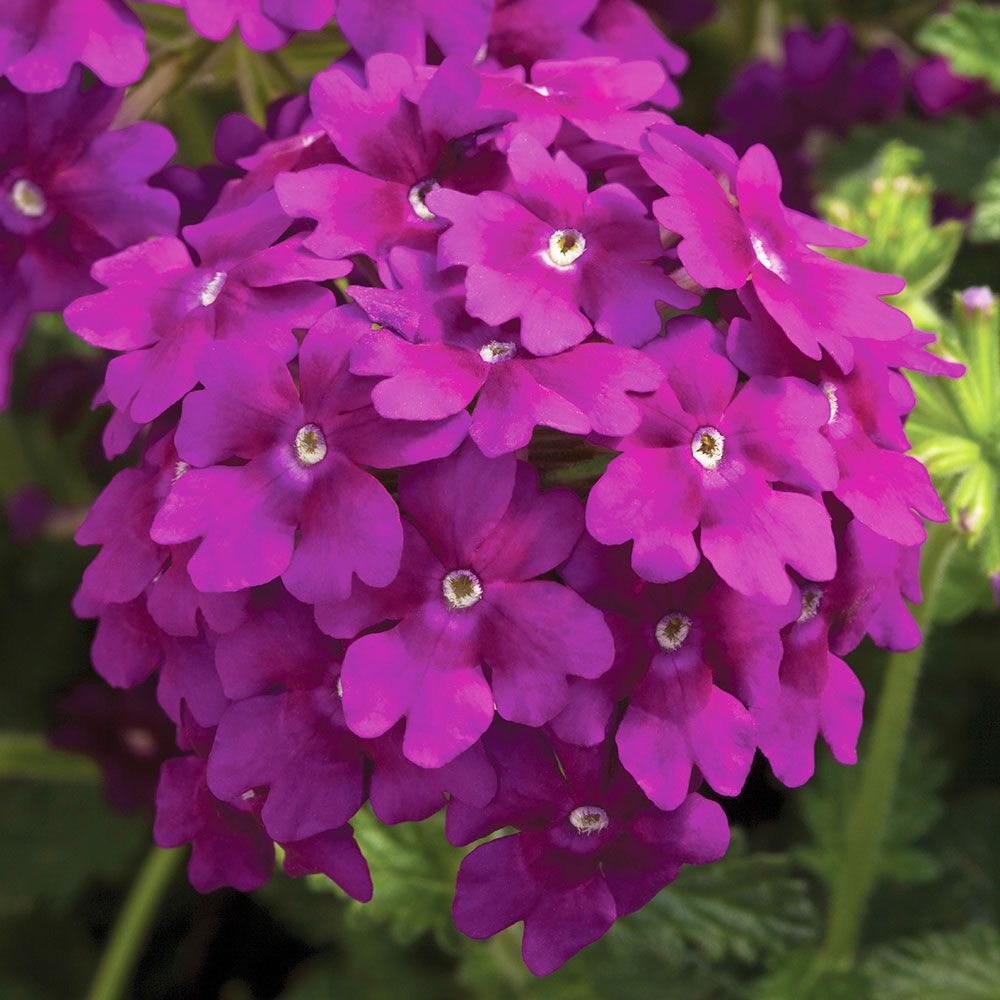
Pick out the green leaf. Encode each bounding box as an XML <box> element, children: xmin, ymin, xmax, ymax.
<box><xmin>0</xmin><ymin>732</ymin><xmax>98</xmax><ymax>783</ymax></box>
<box><xmin>970</xmin><ymin>159</ymin><xmax>1000</xmax><ymax>243</ymax></box>
<box><xmin>818</xmin><ymin>142</ymin><xmax>963</xmax><ymax>310</ymax></box>
<box><xmin>0</xmin><ymin>781</ymin><xmax>146</xmax><ymax>917</ymax></box>
<box><xmin>337</xmin><ymin>809</ymin><xmax>465</xmax><ymax>953</ymax></box>
<box><xmin>864</xmin><ymin>923</ymin><xmax>1000</xmax><ymax>999</ymax></box>
<box><xmin>917</xmin><ymin>2</ymin><xmax>1000</xmax><ymax>92</ymax></box>
<box><xmin>749</xmin><ymin>949</ymin><xmax>872</xmax><ymax>1000</ymax></box>
<box><xmin>795</xmin><ymin>736</ymin><xmax>947</xmax><ymax>892</ymax></box>
<box><xmin>624</xmin><ymin>829</ymin><xmax>818</xmax><ymax>965</ymax></box>
<box><xmin>816</xmin><ymin>112</ymin><xmax>1000</xmax><ymax>205</ymax></box>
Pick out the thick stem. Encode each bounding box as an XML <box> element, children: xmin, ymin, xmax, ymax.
<box><xmin>816</xmin><ymin>521</ymin><xmax>957</xmax><ymax>970</ymax></box>
<box><xmin>85</xmin><ymin>846</ymin><xmax>186</xmax><ymax>1000</ymax></box>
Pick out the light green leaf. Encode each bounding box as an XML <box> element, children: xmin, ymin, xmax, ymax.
<box><xmin>864</xmin><ymin>923</ymin><xmax>1000</xmax><ymax>999</ymax></box>
<box><xmin>917</xmin><ymin>2</ymin><xmax>1000</xmax><ymax>92</ymax></box>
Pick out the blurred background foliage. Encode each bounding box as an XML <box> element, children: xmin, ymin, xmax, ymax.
<box><xmin>1</xmin><ymin>1</ymin><xmax>999</xmax><ymax>997</ymax></box>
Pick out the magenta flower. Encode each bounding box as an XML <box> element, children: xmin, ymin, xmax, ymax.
<box><xmin>728</xmin><ymin>301</ymin><xmax>952</xmax><ymax>546</ymax></box>
<box><xmin>338</xmin><ymin>441</ymin><xmax>615</xmax><ymax>767</ymax></box>
<box><xmin>164</xmin><ymin>0</ymin><xmax>336</xmax><ymax>50</ymax></box>
<box><xmin>349</xmin><ymin>247</ymin><xmax>663</xmax><ymax>455</ymax></box>
<box><xmin>277</xmin><ymin>55</ymin><xmax>507</xmax><ymax>266</ymax></box>
<box><xmin>66</xmin><ymin>191</ymin><xmax>345</xmax><ymax>424</ymax></box>
<box><xmin>479</xmin><ymin>57</ymin><xmax>668</xmax><ymax>151</ymax></box>
<box><xmin>150</xmin><ymin>308</ymin><xmax>468</xmax><ymax>599</ymax></box>
<box><xmin>450</xmin><ymin>726</ymin><xmax>729</xmax><ymax>975</ymax></box>
<box><xmin>207</xmin><ymin>665</ymin><xmax>366</xmax><ymax>843</ymax></box>
<box><xmin>754</xmin><ymin>578</ymin><xmax>864</xmax><ymax>787</ymax></box>
<box><xmin>336</xmin><ymin>0</ymin><xmax>493</xmax><ymax>61</ymax></box>
<box><xmin>0</xmin><ymin>75</ymin><xmax>178</xmax><ymax>403</ymax></box>
<box><xmin>587</xmin><ymin>316</ymin><xmax>838</xmax><ymax>604</ymax></box>
<box><xmin>156</xmin><ymin>747</ymin><xmax>372</xmax><ymax>899</ymax></box>
<box><xmin>487</xmin><ymin>0</ymin><xmax>687</xmax><ymax>108</ymax></box>
<box><xmin>640</xmin><ymin>124</ymin><xmax>911</xmax><ymax>370</ymax></box>
<box><xmin>431</xmin><ymin>132</ymin><xmax>696</xmax><ymax>355</ymax></box>
<box><xmin>0</xmin><ymin>0</ymin><xmax>146</xmax><ymax>92</ymax></box>
<box><xmin>562</xmin><ymin>536</ymin><xmax>771</xmax><ymax>810</ymax></box>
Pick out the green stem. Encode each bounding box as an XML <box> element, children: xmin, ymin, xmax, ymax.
<box><xmin>85</xmin><ymin>846</ymin><xmax>186</xmax><ymax>1000</ymax></box>
<box><xmin>816</xmin><ymin>521</ymin><xmax>958</xmax><ymax>970</ymax></box>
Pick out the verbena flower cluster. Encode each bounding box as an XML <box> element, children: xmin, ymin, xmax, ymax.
<box><xmin>4</xmin><ymin>0</ymin><xmax>962</xmax><ymax>976</ymax></box>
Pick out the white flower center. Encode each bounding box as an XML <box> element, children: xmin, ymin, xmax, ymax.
<box><xmin>294</xmin><ymin>423</ymin><xmax>327</xmax><ymax>465</ymax></box>
<box><xmin>408</xmin><ymin>179</ymin><xmax>440</xmax><ymax>221</ymax></box>
<box><xmin>691</xmin><ymin>426</ymin><xmax>724</xmax><ymax>470</ymax></box>
<box><xmin>821</xmin><ymin>382</ymin><xmax>839</xmax><ymax>423</ymax></box>
<box><xmin>655</xmin><ymin>612</ymin><xmax>691</xmax><ymax>652</ymax></box>
<box><xmin>479</xmin><ymin>340</ymin><xmax>517</xmax><ymax>364</ymax></box>
<box><xmin>546</xmin><ymin>228</ymin><xmax>586</xmax><ymax>268</ymax></box>
<box><xmin>172</xmin><ymin>461</ymin><xmax>190</xmax><ymax>482</ymax></box>
<box><xmin>569</xmin><ymin>805</ymin><xmax>609</xmax><ymax>834</ymax></box>
<box><xmin>10</xmin><ymin>178</ymin><xmax>47</xmax><ymax>218</ymax></box>
<box><xmin>528</xmin><ymin>83</ymin><xmax>552</xmax><ymax>97</ymax></box>
<box><xmin>798</xmin><ymin>588</ymin><xmax>822</xmax><ymax>623</ymax></box>
<box><xmin>198</xmin><ymin>271</ymin><xmax>227</xmax><ymax>307</ymax></box>
<box><xmin>442</xmin><ymin>569</ymin><xmax>483</xmax><ymax>610</ymax></box>
<box><xmin>473</xmin><ymin>42</ymin><xmax>488</xmax><ymax>64</ymax></box>
<box><xmin>336</xmin><ymin>677</ymin><xmax>344</xmax><ymax>698</ymax></box>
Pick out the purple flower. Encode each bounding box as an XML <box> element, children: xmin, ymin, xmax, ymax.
<box><xmin>728</xmin><ymin>302</ymin><xmax>950</xmax><ymax>546</ymax></box>
<box><xmin>276</xmin><ymin>55</ymin><xmax>508</xmax><ymax>265</ymax></box>
<box><xmin>349</xmin><ymin>247</ymin><xmax>664</xmax><ymax>455</ymax></box>
<box><xmin>487</xmin><ymin>0</ymin><xmax>687</xmax><ymax>108</ymax></box>
<box><xmin>562</xmin><ymin>537</ymin><xmax>769</xmax><ymax>810</ymax></box>
<box><xmin>338</xmin><ymin>441</ymin><xmax>615</xmax><ymax>767</ymax></box>
<box><xmin>0</xmin><ymin>0</ymin><xmax>147</xmax><ymax>92</ymax></box>
<box><xmin>165</xmin><ymin>0</ymin><xmax>336</xmax><ymax>50</ymax></box>
<box><xmin>50</xmin><ymin>678</ymin><xmax>176</xmax><ymax>813</ymax></box>
<box><xmin>430</xmin><ymin>132</ymin><xmax>696</xmax><ymax>355</ymax></box>
<box><xmin>753</xmin><ymin>578</ymin><xmax>864</xmax><ymax>787</ymax></box>
<box><xmin>66</xmin><ymin>191</ymin><xmax>345</xmax><ymax>424</ymax></box>
<box><xmin>911</xmin><ymin>57</ymin><xmax>997</xmax><ymax>118</ymax></box>
<box><xmin>450</xmin><ymin>726</ymin><xmax>729</xmax><ymax>974</ymax></box>
<box><xmin>478</xmin><ymin>57</ymin><xmax>668</xmax><ymax>151</ymax></box>
<box><xmin>640</xmin><ymin>124</ymin><xmax>911</xmax><ymax>371</ymax></box>
<box><xmin>587</xmin><ymin>316</ymin><xmax>837</xmax><ymax>604</ymax></box>
<box><xmin>150</xmin><ymin>308</ymin><xmax>468</xmax><ymax>598</ymax></box>
<box><xmin>1</xmin><ymin>75</ymin><xmax>178</xmax><ymax>403</ymax></box>
<box><xmin>336</xmin><ymin>0</ymin><xmax>493</xmax><ymax>61</ymax></box>
<box><xmin>207</xmin><ymin>664</ymin><xmax>366</xmax><ymax>843</ymax></box>
<box><xmin>156</xmin><ymin>747</ymin><xmax>372</xmax><ymax>899</ymax></box>
<box><xmin>717</xmin><ymin>25</ymin><xmax>902</xmax><ymax>210</ymax></box>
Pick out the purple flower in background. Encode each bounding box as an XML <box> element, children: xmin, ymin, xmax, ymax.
<box><xmin>910</xmin><ymin>57</ymin><xmax>997</xmax><ymax>118</ymax></box>
<box><xmin>339</xmin><ymin>442</ymin><xmax>615</xmax><ymax>767</ymax></box>
<box><xmin>0</xmin><ymin>0</ymin><xmax>147</xmax><ymax>92</ymax></box>
<box><xmin>641</xmin><ymin>125</ymin><xmax>911</xmax><ymax>371</ymax></box>
<box><xmin>163</xmin><ymin>0</ymin><xmax>336</xmax><ymax>50</ymax></box>
<box><xmin>431</xmin><ymin>132</ymin><xmax>696</xmax><ymax>355</ymax></box>
<box><xmin>50</xmin><ymin>678</ymin><xmax>176</xmax><ymax>813</ymax></box>
<box><xmin>0</xmin><ymin>75</ymin><xmax>178</xmax><ymax>404</ymax></box>
<box><xmin>587</xmin><ymin>317</ymin><xmax>837</xmax><ymax>604</ymax></box>
<box><xmin>65</xmin><ymin>191</ymin><xmax>344</xmax><ymax>424</ymax></box>
<box><xmin>717</xmin><ymin>25</ymin><xmax>902</xmax><ymax>210</ymax></box>
<box><xmin>349</xmin><ymin>247</ymin><xmax>664</xmax><ymax>455</ymax></box>
<box><xmin>450</xmin><ymin>727</ymin><xmax>729</xmax><ymax>974</ymax></box>
<box><xmin>277</xmin><ymin>55</ymin><xmax>508</xmax><ymax>265</ymax></box>
<box><xmin>150</xmin><ymin>308</ymin><xmax>468</xmax><ymax>598</ymax></box>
